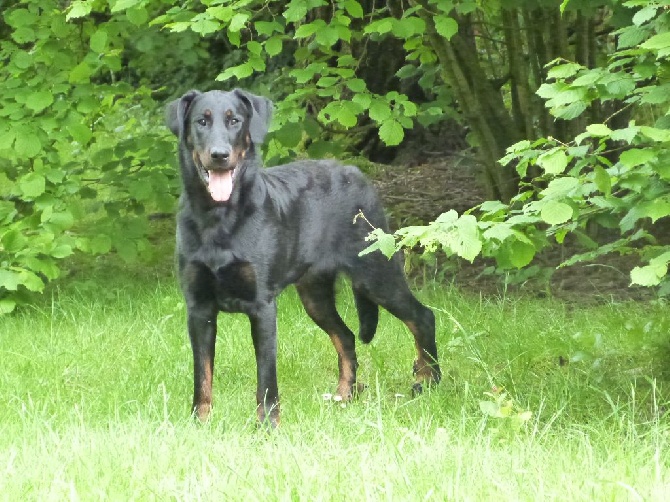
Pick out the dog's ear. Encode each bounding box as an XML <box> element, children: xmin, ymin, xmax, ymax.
<box><xmin>166</xmin><ymin>90</ymin><xmax>201</xmax><ymax>137</ymax></box>
<box><xmin>233</xmin><ymin>89</ymin><xmax>273</xmax><ymax>144</ymax></box>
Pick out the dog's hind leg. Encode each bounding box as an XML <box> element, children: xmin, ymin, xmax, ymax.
<box><xmin>296</xmin><ymin>273</ymin><xmax>359</xmax><ymax>400</ymax></box>
<box><xmin>351</xmin><ymin>256</ymin><xmax>441</xmax><ymax>394</ymax></box>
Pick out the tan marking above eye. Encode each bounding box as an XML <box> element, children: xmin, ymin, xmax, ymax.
<box><xmin>225</xmin><ymin>109</ymin><xmax>234</xmax><ymax>117</ymax></box>
<box><xmin>203</xmin><ymin>110</ymin><xmax>212</xmax><ymax>119</ymax></box>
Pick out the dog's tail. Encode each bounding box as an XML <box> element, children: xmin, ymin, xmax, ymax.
<box><xmin>354</xmin><ymin>288</ymin><xmax>379</xmax><ymax>343</ymax></box>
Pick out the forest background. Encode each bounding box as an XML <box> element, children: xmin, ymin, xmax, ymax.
<box><xmin>2</xmin><ymin>0</ymin><xmax>670</xmax><ymax>310</ymax></box>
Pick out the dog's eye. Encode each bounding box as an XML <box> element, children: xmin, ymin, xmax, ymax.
<box><xmin>196</xmin><ymin>118</ymin><xmax>207</xmax><ymax>126</ymax></box>
<box><xmin>228</xmin><ymin>117</ymin><xmax>240</xmax><ymax>126</ymax></box>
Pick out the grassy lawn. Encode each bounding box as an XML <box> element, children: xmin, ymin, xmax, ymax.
<box><xmin>1</xmin><ymin>251</ymin><xmax>670</xmax><ymax>500</ymax></box>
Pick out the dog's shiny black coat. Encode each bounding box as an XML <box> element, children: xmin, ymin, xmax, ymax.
<box><xmin>167</xmin><ymin>89</ymin><xmax>440</xmax><ymax>427</ymax></box>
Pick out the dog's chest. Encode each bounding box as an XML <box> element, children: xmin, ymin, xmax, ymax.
<box><xmin>194</xmin><ymin>234</ymin><xmax>259</xmax><ymax>312</ymax></box>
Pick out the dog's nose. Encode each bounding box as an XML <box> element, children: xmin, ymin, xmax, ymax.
<box><xmin>210</xmin><ymin>148</ymin><xmax>230</xmax><ymax>161</ymax></box>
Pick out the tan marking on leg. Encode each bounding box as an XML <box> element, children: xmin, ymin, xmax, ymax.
<box><xmin>330</xmin><ymin>334</ymin><xmax>357</xmax><ymax>400</ymax></box>
<box><xmin>257</xmin><ymin>399</ymin><xmax>280</xmax><ymax>428</ymax></box>
<box><xmin>406</xmin><ymin>321</ymin><xmax>439</xmax><ymax>386</ymax></box>
<box><xmin>195</xmin><ymin>359</ymin><xmax>213</xmax><ymax>422</ymax></box>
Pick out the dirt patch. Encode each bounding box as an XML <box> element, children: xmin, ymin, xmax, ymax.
<box><xmin>372</xmin><ymin>157</ymin><xmax>649</xmax><ymax>302</ymax></box>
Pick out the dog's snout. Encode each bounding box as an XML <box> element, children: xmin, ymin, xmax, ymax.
<box><xmin>210</xmin><ymin>148</ymin><xmax>230</xmax><ymax>161</ymax></box>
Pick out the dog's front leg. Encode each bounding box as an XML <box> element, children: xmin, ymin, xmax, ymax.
<box><xmin>249</xmin><ymin>301</ymin><xmax>280</xmax><ymax>428</ymax></box>
<box><xmin>188</xmin><ymin>311</ymin><xmax>217</xmax><ymax>421</ymax></box>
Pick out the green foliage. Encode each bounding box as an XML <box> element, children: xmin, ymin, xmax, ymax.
<box><xmin>366</xmin><ymin>0</ymin><xmax>670</xmax><ymax>293</ymax></box>
<box><xmin>151</xmin><ymin>0</ymin><xmax>452</xmax><ymax>162</ymax></box>
<box><xmin>0</xmin><ymin>0</ymin><xmax>467</xmax><ymax>312</ymax></box>
<box><xmin>0</xmin><ymin>0</ymin><xmax>179</xmax><ymax>312</ymax></box>
<box><xmin>479</xmin><ymin>386</ymin><xmax>533</xmax><ymax>440</ymax></box>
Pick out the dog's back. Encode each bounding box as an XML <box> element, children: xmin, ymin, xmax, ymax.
<box><xmin>261</xmin><ymin>159</ymin><xmax>387</xmax><ymax>250</ymax></box>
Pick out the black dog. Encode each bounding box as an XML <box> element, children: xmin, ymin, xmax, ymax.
<box><xmin>166</xmin><ymin>89</ymin><xmax>440</xmax><ymax>427</ymax></box>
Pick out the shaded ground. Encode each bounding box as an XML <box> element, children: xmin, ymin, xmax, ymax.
<box><xmin>372</xmin><ymin>157</ymin><xmax>649</xmax><ymax>302</ymax></box>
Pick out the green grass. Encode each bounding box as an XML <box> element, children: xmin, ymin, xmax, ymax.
<box><xmin>2</xmin><ymin>257</ymin><xmax>670</xmax><ymax>500</ymax></box>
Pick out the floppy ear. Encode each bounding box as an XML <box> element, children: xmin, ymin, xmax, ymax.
<box><xmin>233</xmin><ymin>89</ymin><xmax>273</xmax><ymax>144</ymax></box>
<box><xmin>165</xmin><ymin>90</ymin><xmax>201</xmax><ymax>137</ymax></box>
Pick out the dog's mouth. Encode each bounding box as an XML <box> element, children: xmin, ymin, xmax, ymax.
<box><xmin>205</xmin><ymin>168</ymin><xmax>236</xmax><ymax>202</ymax></box>
<box><xmin>193</xmin><ymin>153</ymin><xmax>237</xmax><ymax>203</ymax></box>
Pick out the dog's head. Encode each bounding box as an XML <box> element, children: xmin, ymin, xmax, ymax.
<box><xmin>166</xmin><ymin>89</ymin><xmax>273</xmax><ymax>203</ymax></box>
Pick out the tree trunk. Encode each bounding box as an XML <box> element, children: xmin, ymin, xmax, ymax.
<box><xmin>411</xmin><ymin>2</ymin><xmax>520</xmax><ymax>201</ymax></box>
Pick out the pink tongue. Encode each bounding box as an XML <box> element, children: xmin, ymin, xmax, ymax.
<box><xmin>208</xmin><ymin>170</ymin><xmax>233</xmax><ymax>202</ymax></box>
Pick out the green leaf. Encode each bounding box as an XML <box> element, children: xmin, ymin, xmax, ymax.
<box><xmin>0</xmin><ymin>299</ymin><xmax>16</xmax><ymax>315</ymax></box>
<box><xmin>0</xmin><ymin>269</ymin><xmax>20</xmax><ymax>291</ymax></box>
<box><xmin>610</xmin><ymin>126</ymin><xmax>639</xmax><ymax>143</ymax></box>
<box><xmin>365</xmin><ymin>18</ymin><xmax>393</xmax><ymax>35</ymax></box>
<box><xmin>639</xmin><ymin>126</ymin><xmax>670</xmax><ymax>142</ymax></box>
<box><xmin>553</xmin><ymin>101</ymin><xmax>587</xmax><ymax>120</ymax></box>
<box><xmin>641</xmin><ymin>31</ymin><xmax>670</xmax><ymax>50</ymax></box>
<box><xmin>69</xmin><ymin>61</ymin><xmax>94</xmax><ymax>84</ymax></box>
<box><xmin>642</xmin><ymin>198</ymin><xmax>670</xmax><ymax>223</ymax></box>
<box><xmin>315</xmin><ymin>26</ymin><xmax>341</xmax><ymax>46</ymax></box>
<box><xmin>126</xmin><ymin>7</ymin><xmax>148</xmax><ymax>26</ymax></box>
<box><xmin>265</xmin><ymin>36</ymin><xmax>283</xmax><ymax>56</ymax></box>
<box><xmin>360</xmin><ymin>228</ymin><xmax>396</xmax><ymax>259</ymax></box>
<box><xmin>547</xmin><ymin>63</ymin><xmax>583</xmax><ymax>80</ymax></box>
<box><xmin>346</xmin><ymin>79</ymin><xmax>367</xmax><ymax>93</ymax></box>
<box><xmin>273</xmin><ymin>123</ymin><xmax>303</xmax><ymax>148</ymax></box>
<box><xmin>631</xmin><ymin>263</ymin><xmax>666</xmax><ymax>286</ymax></box>
<box><xmin>508</xmin><ymin>240</ymin><xmax>536</xmax><ymax>268</ymax></box>
<box><xmin>111</xmin><ymin>0</ymin><xmax>141</xmax><ymax>13</ymax></box>
<box><xmin>90</xmin><ymin>235</ymin><xmax>113</xmax><ymax>254</ymax></box>
<box><xmin>191</xmin><ymin>17</ymin><xmax>219</xmax><ymax>35</ymax></box>
<box><xmin>90</xmin><ymin>29</ymin><xmax>108</xmax><ymax>53</ymax></box>
<box><xmin>585</xmin><ymin>123</ymin><xmax>612</xmax><ymax>137</ymax></box>
<box><xmin>18</xmin><ymin>173</ymin><xmax>46</xmax><ymax>198</ymax></box>
<box><xmin>453</xmin><ymin>215</ymin><xmax>482</xmax><ymax>262</ymax></box>
<box><xmin>537</xmin><ymin>148</ymin><xmax>569</xmax><ymax>175</ymax></box>
<box><xmin>0</xmin><ymin>129</ymin><xmax>16</xmax><ymax>150</ymax></box>
<box><xmin>593</xmin><ymin>166</ymin><xmax>611</xmax><ymax>196</ymax></box>
<box><xmin>379</xmin><ymin>119</ymin><xmax>404</xmax><ymax>146</ymax></box>
<box><xmin>255</xmin><ymin>21</ymin><xmax>283</xmax><ymax>36</ymax></box>
<box><xmin>67</xmin><ymin>1</ymin><xmax>93</xmax><ymax>20</ymax></box>
<box><xmin>619</xmin><ymin>148</ymin><xmax>657</xmax><ymax>168</ymax></box>
<box><xmin>317</xmin><ymin>76</ymin><xmax>339</xmax><ymax>88</ymax></box>
<box><xmin>216</xmin><ymin>62</ymin><xmax>254</xmax><ymax>81</ymax></box>
<box><xmin>27</xmin><ymin>91</ymin><xmax>54</xmax><ymax>113</ymax></box>
<box><xmin>375</xmin><ymin>230</ymin><xmax>397</xmax><ymax>258</ymax></box>
<box><xmin>50</xmin><ymin>244</ymin><xmax>73</xmax><ymax>259</ymax></box>
<box><xmin>12</xmin><ymin>51</ymin><xmax>33</xmax><ymax>70</ymax></box>
<box><xmin>68</xmin><ymin>122</ymin><xmax>93</xmax><ymax>144</ymax></box>
<box><xmin>2</xmin><ymin>230</ymin><xmax>27</xmax><ymax>253</ymax></box>
<box><xmin>434</xmin><ymin>15</ymin><xmax>458</xmax><ymax>40</ymax></box>
<box><xmin>369</xmin><ymin>100</ymin><xmax>391</xmax><ymax>122</ymax></box>
<box><xmin>47</xmin><ymin>211</ymin><xmax>75</xmax><ymax>231</ymax></box>
<box><xmin>343</xmin><ymin>0</ymin><xmax>364</xmax><ymax>18</ymax></box>
<box><xmin>284</xmin><ymin>0</ymin><xmax>309</xmax><ymax>22</ymax></box>
<box><xmin>633</xmin><ymin>6</ymin><xmax>657</xmax><ymax>26</ymax></box>
<box><xmin>336</xmin><ymin>105</ymin><xmax>358</xmax><ymax>128</ymax></box>
<box><xmin>618</xmin><ymin>25</ymin><xmax>648</xmax><ymax>49</ymax></box>
<box><xmin>541</xmin><ymin>176</ymin><xmax>580</xmax><ymax>197</ymax></box>
<box><xmin>18</xmin><ymin>270</ymin><xmax>45</xmax><ymax>292</ymax></box>
<box><xmin>229</xmin><ymin>12</ymin><xmax>250</xmax><ymax>32</ymax></box>
<box><xmin>540</xmin><ymin>200</ymin><xmax>573</xmax><ymax>225</ymax></box>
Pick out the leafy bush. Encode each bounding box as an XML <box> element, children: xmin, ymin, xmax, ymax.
<box><xmin>363</xmin><ymin>0</ymin><xmax>670</xmax><ymax>294</ymax></box>
<box><xmin>0</xmin><ymin>0</ymin><xmax>179</xmax><ymax>313</ymax></box>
